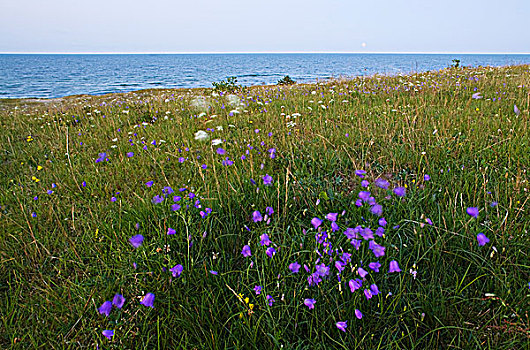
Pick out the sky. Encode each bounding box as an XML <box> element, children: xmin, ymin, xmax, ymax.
<box><xmin>1</xmin><ymin>0</ymin><xmax>529</xmax><ymax>53</ymax></box>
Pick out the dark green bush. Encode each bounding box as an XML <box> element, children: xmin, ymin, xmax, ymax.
<box><xmin>277</xmin><ymin>75</ymin><xmax>296</xmax><ymax>85</ymax></box>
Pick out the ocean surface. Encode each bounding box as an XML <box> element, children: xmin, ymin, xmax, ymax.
<box><xmin>1</xmin><ymin>53</ymin><xmax>529</xmax><ymax>99</ymax></box>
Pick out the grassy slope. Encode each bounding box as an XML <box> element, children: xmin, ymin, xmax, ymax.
<box><xmin>0</xmin><ymin>65</ymin><xmax>529</xmax><ymax>349</ymax></box>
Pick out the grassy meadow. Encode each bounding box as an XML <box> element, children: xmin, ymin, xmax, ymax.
<box><xmin>1</xmin><ymin>65</ymin><xmax>529</xmax><ymax>349</ymax></box>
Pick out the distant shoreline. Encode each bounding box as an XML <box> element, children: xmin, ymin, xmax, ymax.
<box><xmin>1</xmin><ymin>53</ymin><xmax>529</xmax><ymax>99</ymax></box>
<box><xmin>2</xmin><ymin>64</ymin><xmax>530</xmax><ymax>106</ymax></box>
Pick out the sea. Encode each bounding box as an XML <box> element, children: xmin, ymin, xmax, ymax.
<box><xmin>1</xmin><ymin>53</ymin><xmax>529</xmax><ymax>99</ymax></box>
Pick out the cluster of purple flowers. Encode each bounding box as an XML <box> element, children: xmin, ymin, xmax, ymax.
<box><xmin>99</xmin><ymin>292</ymin><xmax>156</xmax><ymax>338</ymax></box>
<box><xmin>95</xmin><ymin>152</ymin><xmax>108</xmax><ymax>163</ymax></box>
<box><xmin>235</xmin><ymin>170</ymin><xmax>408</xmax><ymax>329</ymax></box>
<box><xmin>146</xmin><ymin>184</ymin><xmax>213</xmax><ymax>219</ymax></box>
<box><xmin>98</xmin><ymin>293</ymin><xmax>126</xmax><ymax>317</ymax></box>
<box><xmin>251</xmin><ymin>206</ymin><xmax>274</xmax><ymax>223</ymax></box>
<box><xmin>291</xmin><ymin>172</ymin><xmax>407</xmax><ymax>330</ymax></box>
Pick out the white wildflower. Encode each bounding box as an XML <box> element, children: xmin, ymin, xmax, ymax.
<box><xmin>227</xmin><ymin>94</ymin><xmax>242</xmax><ymax>106</ymax></box>
<box><xmin>194</xmin><ymin>130</ymin><xmax>209</xmax><ymax>141</ymax></box>
<box><xmin>190</xmin><ymin>96</ymin><xmax>208</xmax><ymax>110</ymax></box>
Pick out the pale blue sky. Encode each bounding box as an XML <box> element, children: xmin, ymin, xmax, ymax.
<box><xmin>1</xmin><ymin>0</ymin><xmax>529</xmax><ymax>53</ymax></box>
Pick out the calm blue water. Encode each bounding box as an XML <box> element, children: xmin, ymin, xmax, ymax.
<box><xmin>1</xmin><ymin>53</ymin><xmax>529</xmax><ymax>99</ymax></box>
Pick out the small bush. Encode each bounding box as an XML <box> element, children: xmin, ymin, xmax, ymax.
<box><xmin>277</xmin><ymin>75</ymin><xmax>296</xmax><ymax>85</ymax></box>
<box><xmin>212</xmin><ymin>76</ymin><xmax>240</xmax><ymax>93</ymax></box>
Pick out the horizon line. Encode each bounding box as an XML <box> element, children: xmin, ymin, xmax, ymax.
<box><xmin>1</xmin><ymin>51</ymin><xmax>530</xmax><ymax>55</ymax></box>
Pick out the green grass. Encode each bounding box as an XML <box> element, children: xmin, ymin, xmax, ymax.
<box><xmin>1</xmin><ymin>65</ymin><xmax>529</xmax><ymax>349</ymax></box>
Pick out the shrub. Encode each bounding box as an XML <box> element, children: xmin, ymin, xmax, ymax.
<box><xmin>277</xmin><ymin>75</ymin><xmax>296</xmax><ymax>85</ymax></box>
<box><xmin>212</xmin><ymin>76</ymin><xmax>240</xmax><ymax>92</ymax></box>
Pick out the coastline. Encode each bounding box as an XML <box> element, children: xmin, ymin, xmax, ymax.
<box><xmin>1</xmin><ymin>63</ymin><xmax>528</xmax><ymax>112</ymax></box>
<box><xmin>2</xmin><ymin>53</ymin><xmax>530</xmax><ymax>101</ymax></box>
